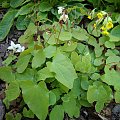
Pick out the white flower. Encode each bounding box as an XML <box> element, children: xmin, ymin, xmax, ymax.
<box><xmin>58</xmin><ymin>7</ymin><xmax>64</xmax><ymax>14</ymax></box>
<box><xmin>7</xmin><ymin>41</ymin><xmax>25</xmax><ymax>53</ymax></box>
<box><xmin>15</xmin><ymin>44</ymin><xmax>25</xmax><ymax>52</ymax></box>
<box><xmin>59</xmin><ymin>14</ymin><xmax>68</xmax><ymax>22</ymax></box>
<box><xmin>7</xmin><ymin>41</ymin><xmax>17</xmax><ymax>52</ymax></box>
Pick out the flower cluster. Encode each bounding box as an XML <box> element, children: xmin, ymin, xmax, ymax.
<box><xmin>88</xmin><ymin>10</ymin><xmax>113</xmax><ymax>36</ymax></box>
<box><xmin>58</xmin><ymin>7</ymin><xmax>68</xmax><ymax>22</ymax></box>
<box><xmin>97</xmin><ymin>11</ymin><xmax>107</xmax><ymax>19</ymax></box>
<box><xmin>8</xmin><ymin>41</ymin><xmax>25</xmax><ymax>53</ymax></box>
<box><xmin>100</xmin><ymin>17</ymin><xmax>113</xmax><ymax>35</ymax></box>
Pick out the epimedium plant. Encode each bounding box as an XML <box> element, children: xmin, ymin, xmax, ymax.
<box><xmin>0</xmin><ymin>1</ymin><xmax>120</xmax><ymax>120</ymax></box>
<box><xmin>0</xmin><ymin>0</ymin><xmax>86</xmax><ymax>41</ymax></box>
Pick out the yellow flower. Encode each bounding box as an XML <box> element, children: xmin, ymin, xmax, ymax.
<box><xmin>102</xmin><ymin>30</ymin><xmax>109</xmax><ymax>36</ymax></box>
<box><xmin>88</xmin><ymin>15</ymin><xmax>92</xmax><ymax>19</ymax></box>
<box><xmin>106</xmin><ymin>21</ymin><xmax>113</xmax><ymax>29</ymax></box>
<box><xmin>97</xmin><ymin>12</ymin><xmax>103</xmax><ymax>19</ymax></box>
<box><xmin>100</xmin><ymin>26</ymin><xmax>106</xmax><ymax>31</ymax></box>
<box><xmin>93</xmin><ymin>23</ymin><xmax>96</xmax><ymax>28</ymax></box>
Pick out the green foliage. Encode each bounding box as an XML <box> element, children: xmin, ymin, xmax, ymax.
<box><xmin>5</xmin><ymin>80</ymin><xmax>20</xmax><ymax>101</ymax></box>
<box><xmin>6</xmin><ymin>112</ymin><xmax>22</xmax><ymax>120</ymax></box>
<box><xmin>0</xmin><ymin>66</ymin><xmax>15</xmax><ymax>83</ymax></box>
<box><xmin>32</xmin><ymin>49</ymin><xmax>46</xmax><ymax>68</ymax></box>
<box><xmin>23</xmin><ymin>107</ymin><xmax>34</xmax><ymax>118</ymax></box>
<box><xmin>0</xmin><ymin>0</ymin><xmax>120</xmax><ymax>119</ymax></box>
<box><xmin>50</xmin><ymin>105</ymin><xmax>64</xmax><ymax>120</ymax></box>
<box><xmin>87</xmin><ymin>81</ymin><xmax>112</xmax><ymax>112</ymax></box>
<box><xmin>21</xmin><ymin>81</ymin><xmax>49</xmax><ymax>120</ymax></box>
<box><xmin>16</xmin><ymin>54</ymin><xmax>31</xmax><ymax>73</ymax></box>
<box><xmin>0</xmin><ymin>10</ymin><xmax>18</xmax><ymax>41</ymax></box>
<box><xmin>39</xmin><ymin>2</ymin><xmax>52</xmax><ymax>12</ymax></box>
<box><xmin>50</xmin><ymin>53</ymin><xmax>77</xmax><ymax>89</ymax></box>
<box><xmin>10</xmin><ymin>0</ymin><xmax>24</xmax><ymax>8</ymax></box>
<box><xmin>62</xmin><ymin>98</ymin><xmax>80</xmax><ymax>118</ymax></box>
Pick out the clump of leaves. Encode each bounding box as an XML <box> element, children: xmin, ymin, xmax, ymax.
<box><xmin>0</xmin><ymin>0</ymin><xmax>87</xmax><ymax>41</ymax></box>
<box><xmin>0</xmin><ymin>1</ymin><xmax>120</xmax><ymax>120</ymax></box>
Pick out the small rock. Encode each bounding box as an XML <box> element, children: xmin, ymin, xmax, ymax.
<box><xmin>112</xmin><ymin>104</ymin><xmax>120</xmax><ymax>120</ymax></box>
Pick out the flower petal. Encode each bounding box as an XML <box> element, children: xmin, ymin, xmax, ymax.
<box><xmin>7</xmin><ymin>46</ymin><xmax>14</xmax><ymax>50</ymax></box>
<box><xmin>11</xmin><ymin>41</ymin><xmax>16</xmax><ymax>47</ymax></box>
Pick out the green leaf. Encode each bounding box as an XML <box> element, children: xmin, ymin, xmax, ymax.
<box><xmin>101</xmin><ymin>66</ymin><xmax>120</xmax><ymax>90</ymax></box>
<box><xmin>37</xmin><ymin>12</ymin><xmax>48</xmax><ymax>21</ymax></box>
<box><xmin>115</xmin><ymin>91</ymin><xmax>120</xmax><ymax>103</ymax></box>
<box><xmin>105</xmin><ymin>41</ymin><xmax>115</xmax><ymax>49</ymax></box>
<box><xmin>90</xmin><ymin>73</ymin><xmax>100</xmax><ymax>80</ymax></box>
<box><xmin>21</xmin><ymin>81</ymin><xmax>49</xmax><ymax>120</ymax></box>
<box><xmin>77</xmin><ymin>43</ymin><xmax>89</xmax><ymax>55</ymax></box>
<box><xmin>87</xmin><ymin>81</ymin><xmax>113</xmax><ymax>112</ymax></box>
<box><xmin>49</xmin><ymin>91</ymin><xmax>56</xmax><ymax>105</ymax></box>
<box><xmin>16</xmin><ymin>68</ymin><xmax>36</xmax><ymax>81</ymax></box>
<box><xmin>95</xmin><ymin>101</ymin><xmax>104</xmax><ymax>112</ymax></box>
<box><xmin>71</xmin><ymin>51</ymin><xmax>81</xmax><ymax>66</ymax></box>
<box><xmin>50</xmin><ymin>53</ymin><xmax>77</xmax><ymax>89</ymax></box>
<box><xmin>95</xmin><ymin>45</ymin><xmax>104</xmax><ymax>57</ymax></box>
<box><xmin>44</xmin><ymin>45</ymin><xmax>56</xmax><ymax>58</ymax></box>
<box><xmin>109</xmin><ymin>25</ymin><xmax>120</xmax><ymax>42</ymax></box>
<box><xmin>70</xmin><ymin>78</ymin><xmax>81</xmax><ymax>98</ymax></box>
<box><xmin>62</xmin><ymin>98</ymin><xmax>80</xmax><ymax>118</ymax></box>
<box><xmin>18</xmin><ymin>23</ymin><xmax>37</xmax><ymax>44</ymax></box>
<box><xmin>10</xmin><ymin>0</ymin><xmax>24</xmax><ymax>8</ymax></box>
<box><xmin>50</xmin><ymin>105</ymin><xmax>64</xmax><ymax>120</ymax></box>
<box><xmin>0</xmin><ymin>66</ymin><xmax>15</xmax><ymax>83</ymax></box>
<box><xmin>6</xmin><ymin>113</ymin><xmax>22</xmax><ymax>120</ymax></box>
<box><xmin>6</xmin><ymin>81</ymin><xmax>20</xmax><ymax>101</ymax></box>
<box><xmin>60</xmin><ymin>42</ymin><xmax>77</xmax><ymax>52</ymax></box>
<box><xmin>105</xmin><ymin>49</ymin><xmax>116</xmax><ymax>56</ymax></box>
<box><xmin>106</xmin><ymin>56</ymin><xmax>120</xmax><ymax>65</ymax></box>
<box><xmin>87</xmin><ymin>83</ymin><xmax>108</xmax><ymax>103</ymax></box>
<box><xmin>2</xmin><ymin>1</ymin><xmax>10</xmax><ymax>8</ymax></box>
<box><xmin>16</xmin><ymin>54</ymin><xmax>31</xmax><ymax>73</ymax></box>
<box><xmin>23</xmin><ymin>107</ymin><xmax>34</xmax><ymax>118</ymax></box>
<box><xmin>43</xmin><ymin>33</ymin><xmax>57</xmax><ymax>45</ymax></box>
<box><xmin>59</xmin><ymin>31</ymin><xmax>72</xmax><ymax>41</ymax></box>
<box><xmin>88</xmin><ymin>36</ymin><xmax>97</xmax><ymax>47</ymax></box>
<box><xmin>75</xmin><ymin>53</ymin><xmax>92</xmax><ymax>73</ymax></box>
<box><xmin>109</xmin><ymin>34</ymin><xmax>120</xmax><ymax>42</ymax></box>
<box><xmin>12</xmin><ymin>113</ymin><xmax>22</xmax><ymax>120</ymax></box>
<box><xmin>32</xmin><ymin>50</ymin><xmax>46</xmax><ymax>68</ymax></box>
<box><xmin>6</xmin><ymin>112</ymin><xmax>14</xmax><ymax>120</ymax></box>
<box><xmin>16</xmin><ymin>15</ymin><xmax>30</xmax><ymax>30</ymax></box>
<box><xmin>81</xmin><ymin>75</ymin><xmax>89</xmax><ymax>90</ymax></box>
<box><xmin>72</xmin><ymin>27</ymin><xmax>88</xmax><ymax>41</ymax></box>
<box><xmin>99</xmin><ymin>36</ymin><xmax>108</xmax><ymax>45</ymax></box>
<box><xmin>79</xmin><ymin>99</ymin><xmax>92</xmax><ymax>107</ymax></box>
<box><xmin>37</xmin><ymin>67</ymin><xmax>54</xmax><ymax>81</ymax></box>
<box><xmin>94</xmin><ymin>56</ymin><xmax>104</xmax><ymax>66</ymax></box>
<box><xmin>2</xmin><ymin>55</ymin><xmax>16</xmax><ymax>66</ymax></box>
<box><xmin>16</xmin><ymin>3</ymin><xmax>34</xmax><ymax>16</ymax></box>
<box><xmin>0</xmin><ymin>10</ymin><xmax>18</xmax><ymax>41</ymax></box>
<box><xmin>39</xmin><ymin>2</ymin><xmax>52</xmax><ymax>12</ymax></box>
<box><xmin>51</xmin><ymin>89</ymin><xmax>62</xmax><ymax>101</ymax></box>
